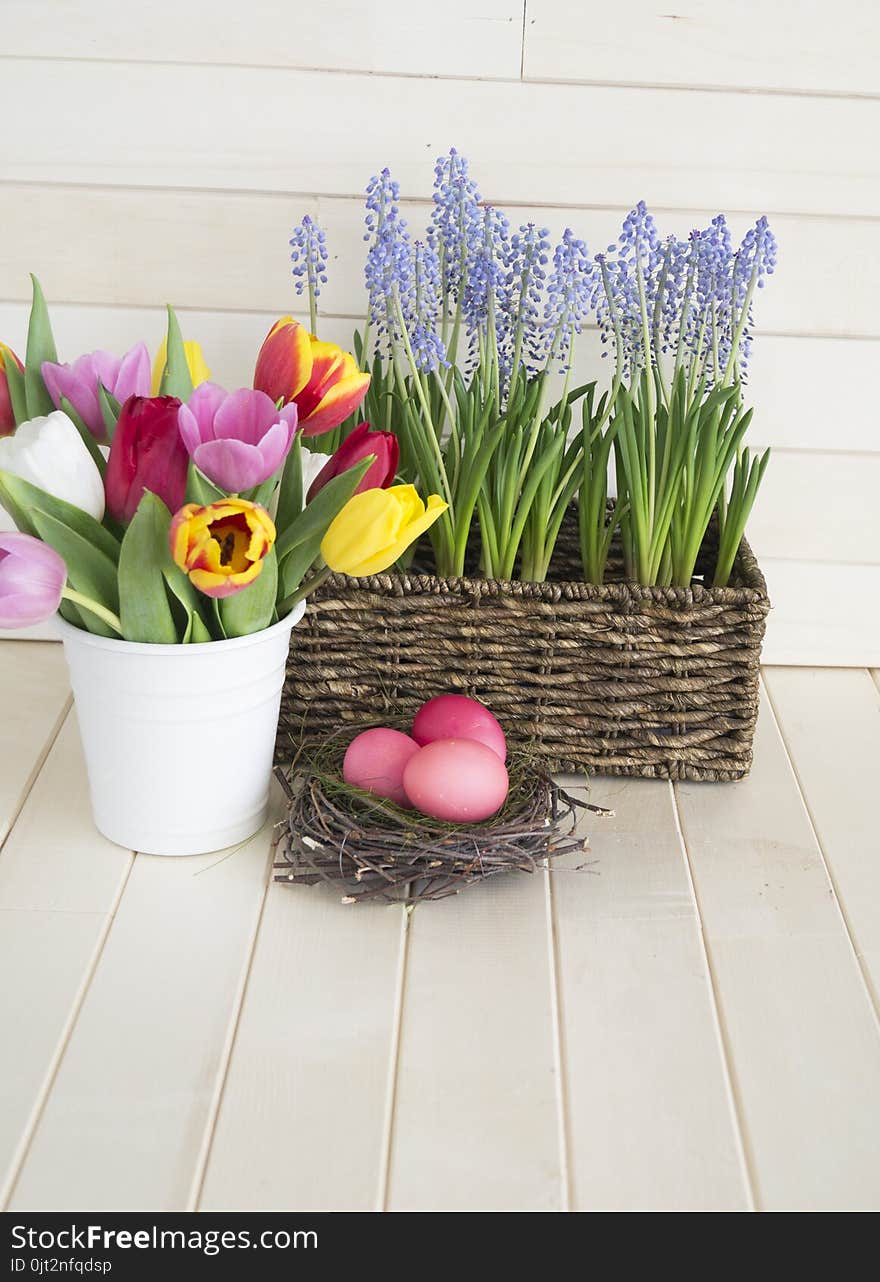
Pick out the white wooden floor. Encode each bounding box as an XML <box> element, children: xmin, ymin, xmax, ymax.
<box><xmin>1</xmin><ymin>643</ymin><xmax>879</xmax><ymax>1212</ymax></box>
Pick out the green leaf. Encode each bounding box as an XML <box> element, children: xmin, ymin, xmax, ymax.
<box><xmin>189</xmin><ymin>612</ymin><xmax>213</xmax><ymax>643</ymax></box>
<box><xmin>30</xmin><ymin>508</ymin><xmax>119</xmax><ymax>613</ymax></box>
<box><xmin>0</xmin><ymin>470</ymin><xmax>120</xmax><ymax>563</ymax></box>
<box><xmin>3</xmin><ymin>354</ymin><xmax>28</xmax><ymax>426</ymax></box>
<box><xmin>118</xmin><ymin>493</ymin><xmax>180</xmax><ymax>643</ymax></box>
<box><xmin>210</xmin><ymin>598</ymin><xmax>227</xmax><ymax>640</ymax></box>
<box><xmin>0</xmin><ymin>471</ymin><xmax>35</xmax><ymax>534</ymax></box>
<box><xmin>97</xmin><ymin>383</ymin><xmax>122</xmax><ymax>441</ymax></box>
<box><xmin>219</xmin><ymin>547</ymin><xmax>278</xmax><ymax>638</ymax></box>
<box><xmin>161</xmin><ymin>556</ymin><xmax>217</xmax><ymax>643</ymax></box>
<box><xmin>24</xmin><ymin>275</ymin><xmax>59</xmax><ymax>419</ymax></box>
<box><xmin>185</xmin><ymin>461</ymin><xmax>225</xmax><ymax>506</ymax></box>
<box><xmin>158</xmin><ymin>305</ymin><xmax>193</xmax><ymax>400</ymax></box>
<box><xmin>275</xmin><ymin>456</ymin><xmax>371</xmax><ymax>562</ymax></box>
<box><xmin>278</xmin><ymin>537</ymin><xmax>322</xmax><ymax>599</ymax></box>
<box><xmin>59</xmin><ymin>396</ymin><xmax>107</xmax><ymax>478</ymax></box>
<box><xmin>274</xmin><ymin>434</ymin><xmax>303</xmax><ymax>535</ymax></box>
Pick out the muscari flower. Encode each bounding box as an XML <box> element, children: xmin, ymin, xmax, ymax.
<box><xmin>427</xmin><ymin>148</ymin><xmax>483</xmax><ymax>304</ymax></box>
<box><xmin>290</xmin><ymin>214</ymin><xmax>329</xmax><ymax>302</ymax></box>
<box><xmin>543</xmin><ymin>228</ymin><xmax>595</xmax><ymax>371</ymax></box>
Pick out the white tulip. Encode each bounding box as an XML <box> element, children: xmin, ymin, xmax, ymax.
<box><xmin>300</xmin><ymin>449</ymin><xmax>332</xmax><ymax>504</ymax></box>
<box><xmin>0</xmin><ymin>410</ymin><xmax>105</xmax><ymax>521</ymax></box>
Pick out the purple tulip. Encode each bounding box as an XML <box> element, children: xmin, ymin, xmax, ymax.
<box><xmin>0</xmin><ymin>532</ymin><xmax>66</xmax><ymax>628</ymax></box>
<box><xmin>177</xmin><ymin>384</ymin><xmax>299</xmax><ymax>492</ymax></box>
<box><xmin>42</xmin><ymin>345</ymin><xmax>151</xmax><ymax>441</ymax></box>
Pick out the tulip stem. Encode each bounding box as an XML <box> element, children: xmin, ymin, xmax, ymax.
<box><xmin>61</xmin><ymin>587</ymin><xmax>123</xmax><ymax>636</ymax></box>
<box><xmin>277</xmin><ymin>566</ymin><xmax>332</xmax><ymax>616</ymax></box>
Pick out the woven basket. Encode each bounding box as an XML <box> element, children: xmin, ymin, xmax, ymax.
<box><xmin>277</xmin><ymin>511</ymin><xmax>769</xmax><ymax>781</ymax></box>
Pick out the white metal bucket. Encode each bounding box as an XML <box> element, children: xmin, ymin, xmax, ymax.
<box><xmin>57</xmin><ymin>605</ymin><xmax>305</xmax><ymax>856</ymax></box>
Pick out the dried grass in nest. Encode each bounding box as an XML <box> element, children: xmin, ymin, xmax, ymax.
<box><xmin>273</xmin><ymin>723</ymin><xmax>612</xmax><ymax>905</ymax></box>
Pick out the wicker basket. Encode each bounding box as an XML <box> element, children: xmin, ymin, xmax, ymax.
<box><xmin>277</xmin><ymin>512</ymin><xmax>769</xmax><ymax>781</ymax></box>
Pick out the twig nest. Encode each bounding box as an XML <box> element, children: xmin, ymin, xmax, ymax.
<box><xmin>273</xmin><ymin>723</ymin><xmax>607</xmax><ymax>905</ymax></box>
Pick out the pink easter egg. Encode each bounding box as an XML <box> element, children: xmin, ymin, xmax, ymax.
<box><xmin>402</xmin><ymin>738</ymin><xmax>509</xmax><ymax>823</ymax></box>
<box><xmin>412</xmin><ymin>694</ymin><xmax>507</xmax><ymax>762</ymax></box>
<box><xmin>343</xmin><ymin>728</ymin><xmax>420</xmax><ymax>807</ymax></box>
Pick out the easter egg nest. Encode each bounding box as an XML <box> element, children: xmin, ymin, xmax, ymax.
<box><xmin>273</xmin><ymin>724</ymin><xmax>611</xmax><ymax>905</ymax></box>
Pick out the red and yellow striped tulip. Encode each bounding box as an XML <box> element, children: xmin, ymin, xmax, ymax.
<box><xmin>169</xmin><ymin>498</ymin><xmax>275</xmax><ymax>599</ymax></box>
<box><xmin>0</xmin><ymin>343</ymin><xmax>24</xmax><ymax>436</ymax></box>
<box><xmin>253</xmin><ymin>317</ymin><xmax>370</xmax><ymax>437</ymax></box>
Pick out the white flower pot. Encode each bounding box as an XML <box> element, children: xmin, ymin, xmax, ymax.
<box><xmin>57</xmin><ymin>606</ymin><xmax>305</xmax><ymax>856</ymax></box>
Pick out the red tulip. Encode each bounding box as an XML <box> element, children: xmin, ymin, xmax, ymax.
<box><xmin>253</xmin><ymin>317</ymin><xmax>370</xmax><ymax>437</ymax></box>
<box><xmin>306</xmin><ymin>422</ymin><xmax>399</xmax><ymax>503</ymax></box>
<box><xmin>0</xmin><ymin>343</ymin><xmax>23</xmax><ymax>436</ymax></box>
<box><xmin>105</xmin><ymin>395</ymin><xmax>188</xmax><ymax>523</ymax></box>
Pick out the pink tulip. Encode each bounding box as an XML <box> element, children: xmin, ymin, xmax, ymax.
<box><xmin>177</xmin><ymin>384</ymin><xmax>299</xmax><ymax>492</ymax></box>
<box><xmin>0</xmin><ymin>532</ymin><xmax>66</xmax><ymax>628</ymax></box>
<box><xmin>42</xmin><ymin>344</ymin><xmax>151</xmax><ymax>441</ymax></box>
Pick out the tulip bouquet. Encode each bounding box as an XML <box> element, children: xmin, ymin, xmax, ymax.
<box><xmin>0</xmin><ymin>278</ymin><xmax>445</xmax><ymax>641</ymax></box>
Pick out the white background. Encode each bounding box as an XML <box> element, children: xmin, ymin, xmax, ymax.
<box><xmin>0</xmin><ymin>0</ymin><xmax>877</xmax><ymax>664</ymax></box>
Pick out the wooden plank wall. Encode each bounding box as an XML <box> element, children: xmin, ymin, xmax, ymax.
<box><xmin>0</xmin><ymin>1</ymin><xmax>876</xmax><ymax>664</ymax></box>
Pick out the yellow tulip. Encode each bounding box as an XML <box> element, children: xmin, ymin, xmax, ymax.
<box><xmin>151</xmin><ymin>337</ymin><xmax>211</xmax><ymax>395</ymax></box>
<box><xmin>321</xmin><ymin>485</ymin><xmax>448</xmax><ymax>577</ymax></box>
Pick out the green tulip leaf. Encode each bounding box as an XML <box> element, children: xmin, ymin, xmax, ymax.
<box><xmin>159</xmin><ymin>305</ymin><xmax>193</xmax><ymax>400</ymax></box>
<box><xmin>274</xmin><ymin>433</ymin><xmax>303</xmax><ymax>536</ymax></box>
<box><xmin>24</xmin><ymin>275</ymin><xmax>59</xmax><ymax>419</ymax></box>
<box><xmin>3</xmin><ymin>354</ymin><xmax>28</xmax><ymax>426</ymax></box>
<box><xmin>275</xmin><ymin>456</ymin><xmax>372</xmax><ymax>563</ymax></box>
<box><xmin>0</xmin><ymin>471</ymin><xmax>36</xmax><ymax>535</ymax></box>
<box><xmin>219</xmin><ymin>546</ymin><xmax>279</xmax><ymax>638</ymax></box>
<box><xmin>30</xmin><ymin>508</ymin><xmax>119</xmax><ymax>621</ymax></box>
<box><xmin>185</xmin><ymin>461</ymin><xmax>225</xmax><ymax>506</ymax></box>
<box><xmin>97</xmin><ymin>383</ymin><xmax>122</xmax><ymax>441</ymax></box>
<box><xmin>59</xmin><ymin>396</ymin><xmax>107</xmax><ymax>478</ymax></box>
<box><xmin>0</xmin><ymin>469</ymin><xmax>120</xmax><ymax>563</ymax></box>
<box><xmin>118</xmin><ymin>492</ymin><xmax>180</xmax><ymax>643</ymax></box>
<box><xmin>161</xmin><ymin>555</ymin><xmax>217</xmax><ymax>643</ymax></box>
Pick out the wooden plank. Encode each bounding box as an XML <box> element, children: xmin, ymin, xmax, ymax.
<box><xmin>386</xmin><ymin>871</ymin><xmax>563</xmax><ymax>1211</ymax></box>
<box><xmin>9</xmin><ymin>803</ymin><xmax>275</xmax><ymax>1211</ymax></box>
<box><xmin>523</xmin><ymin>0</ymin><xmax>880</xmax><ymax>96</ymax></box>
<box><xmin>3</xmin><ymin>186</ymin><xmax>878</xmax><ymax>343</ymax></box>
<box><xmin>0</xmin><ymin>712</ymin><xmax>133</xmax><ymax>1205</ymax></box>
<box><xmin>1</xmin><ymin>282</ymin><xmax>877</xmax><ymax>460</ymax></box>
<box><xmin>0</xmin><ymin>643</ymin><xmax>69</xmax><ymax>845</ymax></box>
<box><xmin>0</xmin><ymin>715</ymin><xmax>130</xmax><ymax>914</ymax></box>
<box><xmin>674</xmin><ymin>689</ymin><xmax>880</xmax><ymax>1210</ymax></box>
<box><xmin>760</xmin><ymin>560</ymin><xmax>880</xmax><ymax>667</ymax></box>
<box><xmin>745</xmin><ymin>452</ymin><xmax>880</xmax><ymax>566</ymax></box>
<box><xmin>551</xmin><ymin>775</ymin><xmax>750</xmax><ymax>1210</ymax></box>
<box><xmin>763</xmin><ymin>667</ymin><xmax>880</xmax><ymax>1005</ymax></box>
<box><xmin>0</xmin><ymin>61</ymin><xmax>877</xmax><ymax>216</ymax></box>
<box><xmin>0</xmin><ymin>1</ymin><xmax>524</xmax><ymax>79</ymax></box>
<box><xmin>199</xmin><ymin>884</ymin><xmax>404</xmax><ymax>1210</ymax></box>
